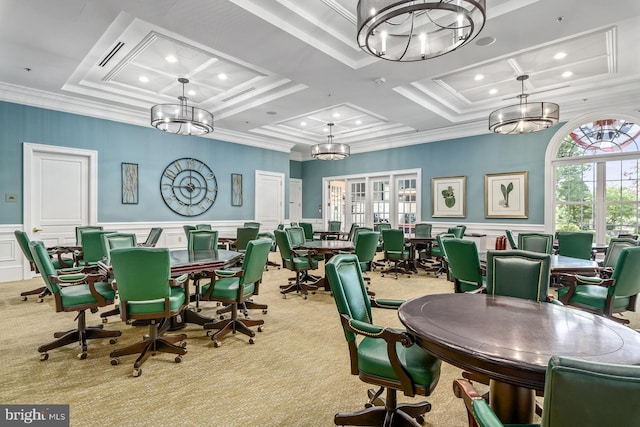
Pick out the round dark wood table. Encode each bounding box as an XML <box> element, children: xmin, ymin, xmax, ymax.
<box><xmin>398</xmin><ymin>293</ymin><xmax>640</xmax><ymax>423</ymax></box>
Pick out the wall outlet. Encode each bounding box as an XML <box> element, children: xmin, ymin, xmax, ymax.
<box><xmin>5</xmin><ymin>193</ymin><xmax>17</xmax><ymax>202</ymax></box>
<box><xmin>178</xmin><ymin>236</ymin><xmax>182</xmax><ymax>242</ymax></box>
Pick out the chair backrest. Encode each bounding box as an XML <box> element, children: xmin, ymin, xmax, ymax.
<box><xmin>346</xmin><ymin>223</ymin><xmax>359</xmax><ymax>241</ymax></box>
<box><xmin>518</xmin><ymin>233</ymin><xmax>554</xmax><ymax>254</ymax></box>
<box><xmin>76</xmin><ymin>225</ymin><xmax>103</xmax><ymax>245</ymax></box>
<box><xmin>299</xmin><ymin>222</ymin><xmax>314</xmax><ymax>241</ymax></box>
<box><xmin>14</xmin><ymin>230</ymin><xmax>35</xmax><ymax>264</ymax></box>
<box><xmin>274</xmin><ymin>229</ymin><xmax>294</xmax><ymax>269</ymax></box>
<box><xmin>556</xmin><ymin>231</ymin><xmax>594</xmax><ymax>260</ymax></box>
<box><xmin>188</xmin><ymin>230</ymin><xmax>219</xmax><ymax>251</ymax></box>
<box><xmin>352</xmin><ymin>226</ymin><xmax>373</xmax><ymax>246</ymax></box>
<box><xmin>29</xmin><ymin>241</ymin><xmax>61</xmax><ymax>295</ymax></box>
<box><xmin>381</xmin><ymin>229</ymin><xmax>404</xmax><ymax>252</ymax></box>
<box><xmin>505</xmin><ymin>229</ymin><xmax>518</xmax><ymax>249</ymax></box>
<box><xmin>486</xmin><ymin>249</ymin><xmax>551</xmax><ymax>302</ymax></box>
<box><xmin>442</xmin><ymin>239</ymin><xmax>483</xmax><ymax>290</ymax></box>
<box><xmin>328</xmin><ymin>221</ymin><xmax>341</xmax><ymax>231</ymax></box>
<box><xmin>540</xmin><ymin>356</ymin><xmax>640</xmax><ymax>427</ymax></box>
<box><xmin>103</xmin><ymin>233</ymin><xmax>137</xmax><ymax>265</ymax></box>
<box><xmin>141</xmin><ymin>227</ymin><xmax>163</xmax><ymax>247</ymax></box>
<box><xmin>354</xmin><ymin>231</ymin><xmax>380</xmax><ymax>267</ymax></box>
<box><xmin>602</xmin><ymin>238</ymin><xmax>639</xmax><ymax>269</ymax></box>
<box><xmin>183</xmin><ymin>225</ymin><xmax>196</xmax><ymax>238</ymax></box>
<box><xmin>110</xmin><ymin>247</ymin><xmax>172</xmax><ymax>302</ymax></box>
<box><xmin>238</xmin><ymin>239</ymin><xmax>271</xmax><ymax>287</ymax></box>
<box><xmin>286</xmin><ymin>227</ymin><xmax>306</xmax><ymax>247</ymax></box>
<box><xmin>81</xmin><ymin>230</ymin><xmax>115</xmax><ymax>264</ymax></box>
<box><xmin>325</xmin><ymin>254</ymin><xmax>371</xmax><ymax>344</ymax></box>
<box><xmin>415</xmin><ymin>223</ymin><xmax>432</xmax><ymax>238</ymax></box>
<box><xmin>609</xmin><ymin>246</ymin><xmax>640</xmax><ymax>297</ymax></box>
<box><xmin>435</xmin><ymin>233</ymin><xmax>456</xmax><ymax>258</ymax></box>
<box><xmin>617</xmin><ymin>233</ymin><xmax>638</xmax><ymax>240</ymax></box>
<box><xmin>243</xmin><ymin>222</ymin><xmax>260</xmax><ymax>229</ymax></box>
<box><xmin>447</xmin><ymin>225</ymin><xmax>466</xmax><ymax>239</ymax></box>
<box><xmin>375</xmin><ymin>223</ymin><xmax>392</xmax><ymax>232</ymax></box>
<box><xmin>235</xmin><ymin>227</ymin><xmax>260</xmax><ymax>251</ymax></box>
<box><xmin>195</xmin><ymin>224</ymin><xmax>211</xmax><ymax>230</ymax></box>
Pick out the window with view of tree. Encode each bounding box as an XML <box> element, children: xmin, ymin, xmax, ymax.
<box><xmin>553</xmin><ymin>119</ymin><xmax>640</xmax><ymax>243</ymax></box>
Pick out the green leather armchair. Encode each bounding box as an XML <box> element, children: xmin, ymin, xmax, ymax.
<box><xmin>75</xmin><ymin>225</ymin><xmax>103</xmax><ymax>245</ymax></box>
<box><xmin>299</xmin><ymin>222</ymin><xmax>317</xmax><ymax>241</ymax></box>
<box><xmin>485</xmin><ymin>249</ymin><xmax>554</xmax><ymax>303</ymax></box>
<box><xmin>380</xmin><ymin>229</ymin><xmax>412</xmax><ymax>279</ymax></box>
<box><xmin>201</xmin><ymin>239</ymin><xmax>271</xmax><ymax>347</ymax></box>
<box><xmin>600</xmin><ymin>237</ymin><xmax>639</xmax><ymax>276</ymax></box>
<box><xmin>77</xmin><ymin>230</ymin><xmax>116</xmax><ymax>267</ymax></box>
<box><xmin>453</xmin><ymin>356</ymin><xmax>640</xmax><ymax>427</ymax></box>
<box><xmin>231</xmin><ymin>227</ymin><xmax>260</xmax><ymax>252</ymax></box>
<box><xmin>326</xmin><ymin>254</ymin><xmax>441</xmax><ymax>426</ymax></box>
<box><xmin>556</xmin><ymin>231</ymin><xmax>594</xmax><ymax>260</ymax></box>
<box><xmin>29</xmin><ymin>241</ymin><xmax>121</xmax><ymax>361</ymax></box>
<box><xmin>139</xmin><ymin>227</ymin><xmax>162</xmax><ymax>247</ymax></box>
<box><xmin>504</xmin><ymin>229</ymin><xmax>517</xmax><ymax>249</ymax></box>
<box><xmin>274</xmin><ymin>229</ymin><xmax>319</xmax><ymax>299</ymax></box>
<box><xmin>442</xmin><ymin>238</ymin><xmax>485</xmax><ymax>293</ymax></box>
<box><xmin>354</xmin><ymin>231</ymin><xmax>380</xmax><ymax>282</ymax></box>
<box><xmin>558</xmin><ymin>246</ymin><xmax>640</xmax><ymax>324</ymax></box>
<box><xmin>414</xmin><ymin>223</ymin><xmax>432</xmax><ymax>238</ymax></box>
<box><xmin>109</xmin><ymin>247</ymin><xmax>188</xmax><ymax>377</ymax></box>
<box><xmin>448</xmin><ymin>225</ymin><xmax>466</xmax><ymax>239</ymax></box>
<box><xmin>518</xmin><ymin>233</ymin><xmax>554</xmax><ymax>254</ymax></box>
<box><xmin>430</xmin><ymin>233</ymin><xmax>456</xmax><ymax>277</ymax></box>
<box><xmin>99</xmin><ymin>233</ymin><xmax>138</xmax><ymax>323</ymax></box>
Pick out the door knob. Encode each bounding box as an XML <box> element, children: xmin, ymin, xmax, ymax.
<box><xmin>32</xmin><ymin>227</ymin><xmax>42</xmax><ymax>233</ymax></box>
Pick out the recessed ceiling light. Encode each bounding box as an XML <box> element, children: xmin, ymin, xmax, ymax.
<box><xmin>139</xmin><ymin>76</ymin><xmax>149</xmax><ymax>83</ymax></box>
<box><xmin>218</xmin><ymin>73</ymin><xmax>228</xmax><ymax>80</ymax></box>
<box><xmin>301</xmin><ymin>121</ymin><xmax>307</xmax><ymax>126</ymax></box>
<box><xmin>554</xmin><ymin>52</ymin><xmax>567</xmax><ymax>60</ymax></box>
<box><xmin>165</xmin><ymin>55</ymin><xmax>177</xmax><ymax>63</ymax></box>
<box><xmin>266</xmin><ymin>111</ymin><xmax>277</xmax><ymax>115</ymax></box>
<box><xmin>475</xmin><ymin>36</ymin><xmax>496</xmax><ymax>46</ymax></box>
<box><xmin>332</xmin><ymin>113</ymin><xmax>340</xmax><ymax>118</ymax></box>
<box><xmin>355</xmin><ymin>120</ymin><xmax>362</xmax><ymax>125</ymax></box>
<box><xmin>489</xmin><ymin>88</ymin><xmax>498</xmax><ymax>95</ymax></box>
<box><xmin>562</xmin><ymin>71</ymin><xmax>573</xmax><ymax>78</ymax></box>
<box><xmin>188</xmin><ymin>90</ymin><xmax>196</xmax><ymax>96</ymax></box>
<box><xmin>474</xmin><ymin>74</ymin><xmax>484</xmax><ymax>81</ymax></box>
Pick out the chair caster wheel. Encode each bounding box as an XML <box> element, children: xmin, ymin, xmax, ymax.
<box><xmin>212</xmin><ymin>340</ymin><xmax>220</xmax><ymax>348</ymax></box>
<box><xmin>143</xmin><ymin>334</ymin><xmax>149</xmax><ymax>340</ymax></box>
<box><xmin>257</xmin><ymin>326</ymin><xmax>263</xmax><ymax>333</ymax></box>
<box><xmin>303</xmin><ymin>295</ymin><xmax>307</xmax><ymax>300</ymax></box>
<box><xmin>180</xmin><ymin>341</ymin><xmax>187</xmax><ymax>349</ymax></box>
<box><xmin>196</xmin><ymin>308</ymin><xmax>202</xmax><ymax>313</ymax></box>
<box><xmin>133</xmin><ymin>368</ymin><xmax>142</xmax><ymax>377</ymax></box>
<box><xmin>219</xmin><ymin>315</ymin><xmax>225</xmax><ymax>320</ymax></box>
<box><xmin>39</xmin><ymin>353</ymin><xmax>49</xmax><ymax>361</ymax></box>
<box><xmin>37</xmin><ymin>298</ymin><xmax>44</xmax><ymax>303</ymax></box>
<box><xmin>416</xmin><ymin>415</ymin><xmax>425</xmax><ymax>424</ymax></box>
<box><xmin>111</xmin><ymin>357</ymin><xmax>119</xmax><ymax>366</ymax></box>
<box><xmin>78</xmin><ymin>352</ymin><xmax>88</xmax><ymax>360</ymax></box>
<box><xmin>22</xmin><ymin>296</ymin><xmax>27</xmax><ymax>301</ymax></box>
<box><xmin>262</xmin><ymin>309</ymin><xmax>268</xmax><ymax>314</ymax></box>
<box><xmin>102</xmin><ymin>318</ymin><xmax>108</xmax><ymax>324</ymax></box>
<box><xmin>175</xmin><ymin>355</ymin><xmax>182</xmax><ymax>363</ymax></box>
<box><xmin>248</xmin><ymin>338</ymin><xmax>255</xmax><ymax>344</ymax></box>
<box><xmin>282</xmin><ymin>294</ymin><xmax>286</xmax><ymax>299</ymax></box>
<box><xmin>109</xmin><ymin>338</ymin><xmax>118</xmax><ymax>344</ymax></box>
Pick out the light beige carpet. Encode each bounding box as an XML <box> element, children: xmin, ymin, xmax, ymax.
<box><xmin>1</xmin><ymin>254</ymin><xmax>637</xmax><ymax>427</ymax></box>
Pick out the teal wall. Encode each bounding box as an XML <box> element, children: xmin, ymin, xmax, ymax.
<box><xmin>0</xmin><ymin>101</ymin><xmax>290</xmax><ymax>224</ymax></box>
<box><xmin>300</xmin><ymin>128</ymin><xmax>558</xmax><ymax>223</ymax></box>
<box><xmin>289</xmin><ymin>160</ymin><xmax>302</xmax><ymax>179</ymax></box>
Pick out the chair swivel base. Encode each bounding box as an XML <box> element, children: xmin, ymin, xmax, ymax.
<box><xmin>99</xmin><ymin>304</ymin><xmax>120</xmax><ymax>323</ymax></box>
<box><xmin>38</xmin><ymin>311</ymin><xmax>121</xmax><ymax>361</ymax></box>
<box><xmin>380</xmin><ymin>262</ymin><xmax>413</xmax><ymax>279</ymax></box>
<box><xmin>334</xmin><ymin>400</ymin><xmax>430</xmax><ymax>426</ymax></box>
<box><xmin>21</xmin><ymin>286</ymin><xmax>51</xmax><ymax>302</ymax></box>
<box><xmin>203</xmin><ymin>311</ymin><xmax>263</xmax><ymax>347</ymax></box>
<box><xmin>217</xmin><ymin>299</ymin><xmax>268</xmax><ymax>318</ymax></box>
<box><xmin>280</xmin><ymin>280</ymin><xmax>318</xmax><ymax>299</ymax></box>
<box><xmin>110</xmin><ymin>323</ymin><xmax>186</xmax><ymax>377</ymax></box>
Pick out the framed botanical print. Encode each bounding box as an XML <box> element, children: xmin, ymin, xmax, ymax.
<box><xmin>432</xmin><ymin>176</ymin><xmax>466</xmax><ymax>217</ymax></box>
<box><xmin>485</xmin><ymin>171</ymin><xmax>528</xmax><ymax>218</ymax></box>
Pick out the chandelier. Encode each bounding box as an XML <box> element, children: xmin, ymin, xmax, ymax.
<box><xmin>311</xmin><ymin>123</ymin><xmax>350</xmax><ymax>160</ymax></box>
<box><xmin>150</xmin><ymin>78</ymin><xmax>214</xmax><ymax>136</ymax></box>
<box><xmin>488</xmin><ymin>75</ymin><xmax>560</xmax><ymax>135</ymax></box>
<box><xmin>356</xmin><ymin>0</ymin><xmax>486</xmax><ymax>61</ymax></box>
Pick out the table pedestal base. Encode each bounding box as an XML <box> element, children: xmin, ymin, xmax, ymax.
<box><xmin>489</xmin><ymin>380</ymin><xmax>535</xmax><ymax>424</ymax></box>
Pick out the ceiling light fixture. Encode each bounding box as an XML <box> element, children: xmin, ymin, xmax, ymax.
<box><xmin>150</xmin><ymin>77</ymin><xmax>213</xmax><ymax>136</ymax></box>
<box><xmin>356</xmin><ymin>0</ymin><xmax>486</xmax><ymax>61</ymax></box>
<box><xmin>311</xmin><ymin>123</ymin><xmax>350</xmax><ymax>160</ymax></box>
<box><xmin>488</xmin><ymin>75</ymin><xmax>560</xmax><ymax>135</ymax></box>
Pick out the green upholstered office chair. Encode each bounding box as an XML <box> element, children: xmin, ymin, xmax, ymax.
<box><xmin>201</xmin><ymin>239</ymin><xmax>271</xmax><ymax>347</ymax></box>
<box><xmin>286</xmin><ymin>226</ymin><xmax>323</xmax><ymax>281</ymax></box>
<box><xmin>442</xmin><ymin>238</ymin><xmax>485</xmax><ymax>293</ymax></box>
<box><xmin>374</xmin><ymin>223</ymin><xmax>392</xmax><ymax>233</ymax></box>
<box><xmin>109</xmin><ymin>247</ymin><xmax>188</xmax><ymax>377</ymax></box>
<box><xmin>286</xmin><ymin>226</ymin><xmax>306</xmax><ymax>247</ymax></box>
<box><xmin>505</xmin><ymin>229</ymin><xmax>518</xmax><ymax>249</ymax></box>
<box><xmin>518</xmin><ymin>232</ymin><xmax>554</xmax><ymax>254</ymax></box>
<box><xmin>373</xmin><ymin>223</ymin><xmax>393</xmax><ymax>268</ymax></box>
<box><xmin>448</xmin><ymin>225</ymin><xmax>466</xmax><ymax>239</ymax></box>
<box><xmin>343</xmin><ymin>223</ymin><xmax>359</xmax><ymax>241</ymax></box>
<box><xmin>414</xmin><ymin>223</ymin><xmax>432</xmax><ymax>238</ymax></box>
<box><xmin>99</xmin><ymin>233</ymin><xmax>138</xmax><ymax>323</ymax></box>
<box><xmin>232</xmin><ymin>227</ymin><xmax>260</xmax><ymax>252</ymax></box>
<box><xmin>183</xmin><ymin>225</ymin><xmax>196</xmax><ymax>238</ymax></box>
<box><xmin>558</xmin><ymin>246</ymin><xmax>640</xmax><ymax>324</ymax></box>
<box><xmin>354</xmin><ymin>231</ymin><xmax>380</xmax><ymax>283</ymax></box>
<box><xmin>429</xmin><ymin>233</ymin><xmax>456</xmax><ymax>277</ymax></box>
<box><xmin>29</xmin><ymin>241</ymin><xmax>121</xmax><ymax>361</ymax></box>
<box><xmin>454</xmin><ymin>356</ymin><xmax>640</xmax><ymax>427</ymax></box>
<box><xmin>485</xmin><ymin>250</ymin><xmax>553</xmax><ymax>302</ymax></box>
<box><xmin>243</xmin><ymin>222</ymin><xmax>260</xmax><ymax>229</ymax></box>
<box><xmin>556</xmin><ymin>231</ymin><xmax>594</xmax><ymax>260</ymax></box>
<box><xmin>14</xmin><ymin>230</ymin><xmax>75</xmax><ymax>301</ymax></box>
<box><xmin>600</xmin><ymin>238</ymin><xmax>639</xmax><ymax>274</ymax></box>
<box><xmin>352</xmin><ymin>226</ymin><xmax>373</xmax><ymax>247</ymax></box>
<box><xmin>299</xmin><ymin>222</ymin><xmax>317</xmax><ymax>241</ymax></box>
<box><xmin>186</xmin><ymin>229</ymin><xmax>219</xmax><ymax>311</ymax></box>
<box><xmin>196</xmin><ymin>223</ymin><xmax>211</xmax><ymax>230</ymax></box>
<box><xmin>139</xmin><ymin>227</ymin><xmax>162</xmax><ymax>247</ymax></box>
<box><xmin>77</xmin><ymin>230</ymin><xmax>115</xmax><ymax>267</ymax></box>
<box><xmin>327</xmin><ymin>220</ymin><xmax>342</xmax><ymax>240</ymax></box>
<box><xmin>274</xmin><ymin>229</ymin><xmax>319</xmax><ymax>299</ymax></box>
<box><xmin>326</xmin><ymin>254</ymin><xmax>441</xmax><ymax>426</ymax></box>
<box><xmin>75</xmin><ymin>225</ymin><xmax>103</xmax><ymax>245</ymax></box>
<box><xmin>380</xmin><ymin>229</ymin><xmax>412</xmax><ymax>279</ymax></box>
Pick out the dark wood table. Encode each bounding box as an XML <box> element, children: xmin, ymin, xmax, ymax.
<box><xmin>548</xmin><ymin>254</ymin><xmax>599</xmax><ymax>276</ymax></box>
<box><xmin>405</xmin><ymin>236</ymin><xmax>437</xmax><ymax>273</ymax></box>
<box><xmin>398</xmin><ymin>293</ymin><xmax>640</xmax><ymax>424</ymax></box>
<box><xmin>297</xmin><ymin>240</ymin><xmax>354</xmax><ymax>290</ymax></box>
<box><xmin>314</xmin><ymin>230</ymin><xmax>348</xmax><ymax>240</ymax></box>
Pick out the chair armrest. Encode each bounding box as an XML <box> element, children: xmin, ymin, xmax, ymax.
<box><xmin>171</xmin><ymin>273</ymin><xmax>189</xmax><ymax>286</ymax></box>
<box><xmin>453</xmin><ymin>379</ymin><xmax>504</xmax><ymax>427</ymax></box>
<box><xmin>371</xmin><ymin>298</ymin><xmax>405</xmax><ymax>309</ymax></box>
<box><xmin>213</xmin><ymin>270</ymin><xmax>243</xmax><ymax>278</ymax></box>
<box><xmin>557</xmin><ymin>273</ymin><xmax>615</xmax><ymax>304</ymax></box>
<box><xmin>466</xmin><ymin>286</ymin><xmax>486</xmax><ymax>295</ymax></box>
<box><xmin>548</xmin><ymin>297</ymin><xmax>564</xmax><ymax>306</ymax></box>
<box><xmin>53</xmin><ymin>273</ymin><xmax>108</xmax><ymax>306</ymax></box>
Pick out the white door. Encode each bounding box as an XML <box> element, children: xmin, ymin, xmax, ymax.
<box><xmin>255</xmin><ymin>170</ymin><xmax>284</xmax><ymax>232</ymax></box>
<box><xmin>23</xmin><ymin>143</ymin><xmax>97</xmax><ymax>278</ymax></box>
<box><xmin>289</xmin><ymin>178</ymin><xmax>302</xmax><ymax>223</ymax></box>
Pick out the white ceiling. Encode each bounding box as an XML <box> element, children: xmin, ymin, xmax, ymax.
<box><xmin>1</xmin><ymin>0</ymin><xmax>640</xmax><ymax>160</ymax></box>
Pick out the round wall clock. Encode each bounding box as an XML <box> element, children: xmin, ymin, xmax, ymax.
<box><xmin>160</xmin><ymin>157</ymin><xmax>218</xmax><ymax>217</ymax></box>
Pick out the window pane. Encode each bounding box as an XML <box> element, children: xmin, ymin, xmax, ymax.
<box><xmin>372</xmin><ymin>179</ymin><xmax>390</xmax><ymax>226</ymax></box>
<box><xmin>397</xmin><ymin>178</ymin><xmax>416</xmax><ymax>234</ymax></box>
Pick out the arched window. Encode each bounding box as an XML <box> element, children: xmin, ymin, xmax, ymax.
<box><xmin>546</xmin><ymin>115</ymin><xmax>640</xmax><ymax>243</ymax></box>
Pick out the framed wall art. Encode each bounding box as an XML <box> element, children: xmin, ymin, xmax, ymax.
<box><xmin>431</xmin><ymin>176</ymin><xmax>466</xmax><ymax>217</ymax></box>
<box><xmin>485</xmin><ymin>171</ymin><xmax>528</xmax><ymax>218</ymax></box>
<box><xmin>121</xmin><ymin>162</ymin><xmax>138</xmax><ymax>204</ymax></box>
<box><xmin>231</xmin><ymin>173</ymin><xmax>243</xmax><ymax>206</ymax></box>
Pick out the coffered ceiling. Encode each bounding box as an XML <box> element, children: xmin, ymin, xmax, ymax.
<box><xmin>1</xmin><ymin>0</ymin><xmax>639</xmax><ymax>160</ymax></box>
